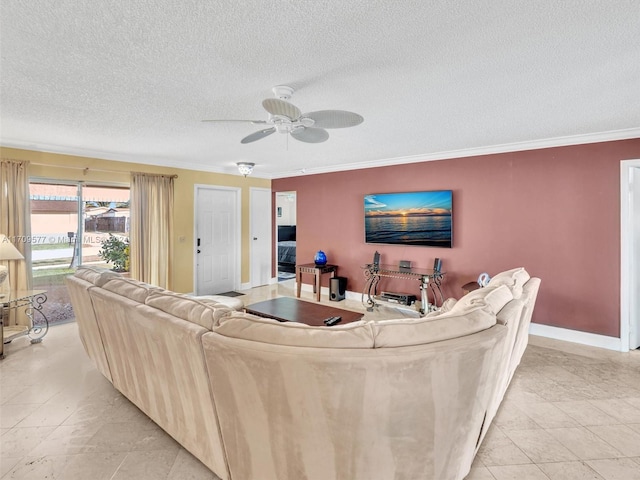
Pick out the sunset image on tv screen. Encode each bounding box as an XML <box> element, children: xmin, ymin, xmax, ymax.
<box><xmin>364</xmin><ymin>190</ymin><xmax>452</xmax><ymax>247</ymax></box>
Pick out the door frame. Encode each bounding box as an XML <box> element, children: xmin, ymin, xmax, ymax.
<box><xmin>193</xmin><ymin>184</ymin><xmax>242</xmax><ymax>295</ymax></box>
<box><xmin>620</xmin><ymin>159</ymin><xmax>640</xmax><ymax>352</ymax></box>
<box><xmin>249</xmin><ymin>187</ymin><xmax>273</xmax><ymax>287</ymax></box>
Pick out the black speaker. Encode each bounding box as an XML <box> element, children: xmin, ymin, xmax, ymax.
<box><xmin>330</xmin><ymin>276</ymin><xmax>347</xmax><ymax>301</ymax></box>
<box><xmin>433</xmin><ymin>258</ymin><xmax>442</xmax><ymax>273</ymax></box>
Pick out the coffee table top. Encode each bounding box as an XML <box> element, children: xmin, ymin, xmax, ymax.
<box><xmin>245</xmin><ymin>297</ymin><xmax>363</xmax><ymax>327</ymax></box>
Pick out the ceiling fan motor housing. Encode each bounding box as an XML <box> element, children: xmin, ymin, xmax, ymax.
<box><xmin>272</xmin><ymin>85</ymin><xmax>293</xmax><ymax>100</ymax></box>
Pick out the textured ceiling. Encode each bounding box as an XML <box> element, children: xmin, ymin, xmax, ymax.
<box><xmin>1</xmin><ymin>0</ymin><xmax>639</xmax><ymax>178</ymax></box>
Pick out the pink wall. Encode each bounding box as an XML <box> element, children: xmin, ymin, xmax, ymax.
<box><xmin>273</xmin><ymin>138</ymin><xmax>640</xmax><ymax>338</ymax></box>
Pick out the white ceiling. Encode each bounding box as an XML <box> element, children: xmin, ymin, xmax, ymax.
<box><xmin>1</xmin><ymin>1</ymin><xmax>639</xmax><ymax>179</ymax></box>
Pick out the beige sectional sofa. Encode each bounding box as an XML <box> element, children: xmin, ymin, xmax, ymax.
<box><xmin>66</xmin><ymin>266</ymin><xmax>540</xmax><ymax>480</ymax></box>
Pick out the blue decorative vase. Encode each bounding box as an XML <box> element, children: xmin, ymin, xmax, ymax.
<box><xmin>314</xmin><ymin>250</ymin><xmax>327</xmax><ymax>266</ymax></box>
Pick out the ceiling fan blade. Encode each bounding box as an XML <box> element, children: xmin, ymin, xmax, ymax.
<box><xmin>202</xmin><ymin>119</ymin><xmax>268</xmax><ymax>124</ymax></box>
<box><xmin>302</xmin><ymin>110</ymin><xmax>364</xmax><ymax>129</ymax></box>
<box><xmin>241</xmin><ymin>127</ymin><xmax>276</xmax><ymax>144</ymax></box>
<box><xmin>290</xmin><ymin>127</ymin><xmax>329</xmax><ymax>143</ymax></box>
<box><xmin>262</xmin><ymin>98</ymin><xmax>301</xmax><ymax>120</ymax></box>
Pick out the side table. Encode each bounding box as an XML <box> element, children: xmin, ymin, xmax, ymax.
<box><xmin>1</xmin><ymin>290</ymin><xmax>49</xmax><ymax>359</ymax></box>
<box><xmin>296</xmin><ymin>263</ymin><xmax>338</xmax><ymax>302</ymax></box>
<box><xmin>461</xmin><ymin>281</ymin><xmax>481</xmax><ymax>295</ymax></box>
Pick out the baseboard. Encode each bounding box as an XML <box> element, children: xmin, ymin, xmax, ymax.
<box><xmin>298</xmin><ymin>286</ymin><xmax>422</xmax><ymax>314</ymax></box>
<box><xmin>529</xmin><ymin>322</ymin><xmax>623</xmax><ymax>352</ymax></box>
<box><xmin>345</xmin><ymin>289</ymin><xmax>360</xmax><ymax>301</ymax></box>
<box><xmin>297</xmin><ymin>284</ymin><xmax>361</xmax><ymax>301</ymax></box>
<box><xmin>298</xmin><ymin>283</ymin><xmax>330</xmax><ymax>296</ymax></box>
<box><xmin>274</xmin><ymin>283</ymin><xmax>627</xmax><ymax>351</ymax></box>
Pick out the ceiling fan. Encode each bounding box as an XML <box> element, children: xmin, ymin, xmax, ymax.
<box><xmin>203</xmin><ymin>86</ymin><xmax>363</xmax><ymax>144</ymax></box>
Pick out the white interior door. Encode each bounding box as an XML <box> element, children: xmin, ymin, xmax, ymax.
<box><xmin>621</xmin><ymin>161</ymin><xmax>640</xmax><ymax>351</ymax></box>
<box><xmin>631</xmin><ymin>166</ymin><xmax>640</xmax><ymax>349</ymax></box>
<box><xmin>250</xmin><ymin>187</ymin><xmax>272</xmax><ymax>287</ymax></box>
<box><xmin>195</xmin><ymin>186</ymin><xmax>240</xmax><ymax>295</ymax></box>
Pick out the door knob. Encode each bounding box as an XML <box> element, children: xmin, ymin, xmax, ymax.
<box><xmin>253</xmin><ymin>237</ymin><xmax>258</xmax><ymax>240</ymax></box>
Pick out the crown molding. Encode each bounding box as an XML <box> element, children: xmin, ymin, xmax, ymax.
<box><xmin>270</xmin><ymin>127</ymin><xmax>640</xmax><ymax>178</ymax></box>
<box><xmin>3</xmin><ymin>127</ymin><xmax>639</xmax><ymax>180</ymax></box>
<box><xmin>0</xmin><ymin>139</ymin><xmax>265</xmax><ymax>177</ymax></box>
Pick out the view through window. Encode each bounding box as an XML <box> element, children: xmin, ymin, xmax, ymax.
<box><xmin>30</xmin><ymin>182</ymin><xmax>130</xmax><ymax>325</ymax></box>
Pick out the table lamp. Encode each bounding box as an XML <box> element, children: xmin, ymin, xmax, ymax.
<box><xmin>0</xmin><ymin>234</ymin><xmax>24</xmax><ymax>298</ymax></box>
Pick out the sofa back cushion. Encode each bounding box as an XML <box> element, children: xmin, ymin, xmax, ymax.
<box><xmin>190</xmin><ymin>294</ymin><xmax>244</xmax><ymax>311</ymax></box>
<box><xmin>430</xmin><ymin>297</ymin><xmax>458</xmax><ymax>315</ymax></box>
<box><xmin>74</xmin><ymin>265</ymin><xmax>120</xmax><ymax>287</ymax></box>
<box><xmin>214</xmin><ymin>312</ymin><xmax>375</xmax><ymax>348</ymax></box>
<box><xmin>145</xmin><ymin>292</ymin><xmax>234</xmax><ymax>330</ymax></box>
<box><xmin>372</xmin><ymin>304</ymin><xmax>497</xmax><ymax>348</ymax></box>
<box><xmin>449</xmin><ymin>284</ymin><xmax>513</xmax><ymax>315</ymax></box>
<box><xmin>488</xmin><ymin>267</ymin><xmax>531</xmax><ymax>299</ymax></box>
<box><xmin>101</xmin><ymin>277</ymin><xmax>165</xmax><ymax>303</ymax></box>
<box><xmin>65</xmin><ymin>275</ymin><xmax>113</xmax><ymax>382</ymax></box>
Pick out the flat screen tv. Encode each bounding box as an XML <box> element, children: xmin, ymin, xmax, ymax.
<box><xmin>364</xmin><ymin>190</ymin><xmax>452</xmax><ymax>247</ymax></box>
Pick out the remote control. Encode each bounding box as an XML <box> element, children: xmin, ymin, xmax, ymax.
<box><xmin>324</xmin><ymin>316</ymin><xmax>342</xmax><ymax>326</ymax></box>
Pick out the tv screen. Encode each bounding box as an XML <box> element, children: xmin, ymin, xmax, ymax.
<box><xmin>364</xmin><ymin>190</ymin><xmax>452</xmax><ymax>247</ymax></box>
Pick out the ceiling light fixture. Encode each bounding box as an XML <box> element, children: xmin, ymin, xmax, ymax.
<box><xmin>237</xmin><ymin>162</ymin><xmax>255</xmax><ymax>177</ymax></box>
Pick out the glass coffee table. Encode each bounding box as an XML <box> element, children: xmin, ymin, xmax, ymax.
<box><xmin>245</xmin><ymin>297</ymin><xmax>363</xmax><ymax>327</ymax></box>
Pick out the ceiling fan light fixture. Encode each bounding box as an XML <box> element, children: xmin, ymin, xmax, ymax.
<box><xmin>205</xmin><ymin>86</ymin><xmax>362</xmax><ymax>145</ymax></box>
<box><xmin>237</xmin><ymin>162</ymin><xmax>255</xmax><ymax>177</ymax></box>
<box><xmin>300</xmin><ymin>117</ymin><xmax>315</xmax><ymax>127</ymax></box>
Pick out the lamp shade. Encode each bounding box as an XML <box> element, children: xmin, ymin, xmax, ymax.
<box><xmin>237</xmin><ymin>162</ymin><xmax>255</xmax><ymax>177</ymax></box>
<box><xmin>0</xmin><ymin>235</ymin><xmax>24</xmax><ymax>261</ymax></box>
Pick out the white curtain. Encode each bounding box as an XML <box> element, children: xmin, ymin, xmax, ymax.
<box><xmin>0</xmin><ymin>159</ymin><xmax>32</xmax><ymax>326</ymax></box>
<box><xmin>130</xmin><ymin>172</ymin><xmax>175</xmax><ymax>289</ymax></box>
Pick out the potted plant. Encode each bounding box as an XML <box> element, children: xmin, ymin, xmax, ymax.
<box><xmin>98</xmin><ymin>234</ymin><xmax>130</xmax><ymax>272</ymax></box>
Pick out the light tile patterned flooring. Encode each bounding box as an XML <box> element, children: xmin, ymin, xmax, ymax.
<box><xmin>1</xmin><ymin>280</ymin><xmax>639</xmax><ymax>479</ymax></box>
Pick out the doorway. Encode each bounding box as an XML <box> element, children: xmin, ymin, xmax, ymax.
<box><xmin>621</xmin><ymin>160</ymin><xmax>640</xmax><ymax>351</ymax></box>
<box><xmin>194</xmin><ymin>185</ymin><xmax>241</xmax><ymax>295</ymax></box>
<box><xmin>275</xmin><ymin>191</ymin><xmax>297</xmax><ymax>281</ymax></box>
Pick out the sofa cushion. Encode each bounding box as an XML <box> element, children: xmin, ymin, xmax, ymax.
<box><xmin>488</xmin><ymin>267</ymin><xmax>531</xmax><ymax>299</ymax></box>
<box><xmin>450</xmin><ymin>284</ymin><xmax>513</xmax><ymax>315</ymax></box>
<box><xmin>191</xmin><ymin>294</ymin><xmax>244</xmax><ymax>311</ymax></box>
<box><xmin>496</xmin><ymin>298</ymin><xmax>524</xmax><ymax>327</ymax></box>
<box><xmin>441</xmin><ymin>296</ymin><xmax>458</xmax><ymax>312</ymax></box>
<box><xmin>101</xmin><ymin>277</ymin><xmax>165</xmax><ymax>303</ymax></box>
<box><xmin>145</xmin><ymin>292</ymin><xmax>234</xmax><ymax>329</ymax></box>
<box><xmin>213</xmin><ymin>312</ymin><xmax>375</xmax><ymax>348</ymax></box>
<box><xmin>424</xmin><ymin>297</ymin><xmax>458</xmax><ymax>317</ymax></box>
<box><xmin>74</xmin><ymin>265</ymin><xmax>120</xmax><ymax>287</ymax></box>
<box><xmin>371</xmin><ymin>304</ymin><xmax>497</xmax><ymax>348</ymax></box>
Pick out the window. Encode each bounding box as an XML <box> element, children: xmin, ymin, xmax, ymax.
<box><xmin>30</xmin><ymin>181</ymin><xmax>130</xmax><ymax>325</ymax></box>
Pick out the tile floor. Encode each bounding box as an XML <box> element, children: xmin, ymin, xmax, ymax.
<box><xmin>1</xmin><ymin>280</ymin><xmax>639</xmax><ymax>479</ymax></box>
